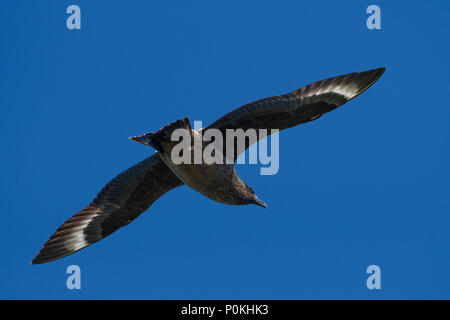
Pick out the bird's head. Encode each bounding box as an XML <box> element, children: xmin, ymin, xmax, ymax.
<box><xmin>251</xmin><ymin>195</ymin><xmax>268</xmax><ymax>209</ymax></box>
<box><xmin>241</xmin><ymin>182</ymin><xmax>268</xmax><ymax>209</ymax></box>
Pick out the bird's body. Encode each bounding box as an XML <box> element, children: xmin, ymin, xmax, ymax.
<box><xmin>136</xmin><ymin>118</ymin><xmax>262</xmax><ymax>207</ymax></box>
<box><xmin>162</xmin><ymin>155</ymin><xmax>249</xmax><ymax>206</ymax></box>
<box><xmin>32</xmin><ymin>68</ymin><xmax>385</xmax><ymax>264</ymax></box>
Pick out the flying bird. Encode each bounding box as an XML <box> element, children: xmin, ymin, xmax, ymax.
<box><xmin>32</xmin><ymin>67</ymin><xmax>385</xmax><ymax>264</ymax></box>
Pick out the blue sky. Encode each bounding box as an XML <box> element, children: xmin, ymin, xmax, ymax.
<box><xmin>1</xmin><ymin>0</ymin><xmax>449</xmax><ymax>299</ymax></box>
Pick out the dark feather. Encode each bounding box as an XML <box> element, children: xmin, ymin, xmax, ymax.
<box><xmin>31</xmin><ymin>154</ymin><xmax>183</xmax><ymax>264</ymax></box>
<box><xmin>206</xmin><ymin>68</ymin><xmax>385</xmax><ymax>161</ymax></box>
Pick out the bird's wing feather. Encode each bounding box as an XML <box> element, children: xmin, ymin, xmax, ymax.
<box><xmin>206</xmin><ymin>68</ymin><xmax>385</xmax><ymax>161</ymax></box>
<box><xmin>31</xmin><ymin>153</ymin><xmax>183</xmax><ymax>264</ymax></box>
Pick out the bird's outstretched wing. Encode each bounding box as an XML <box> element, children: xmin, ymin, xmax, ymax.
<box><xmin>31</xmin><ymin>154</ymin><xmax>183</xmax><ymax>264</ymax></box>
<box><xmin>206</xmin><ymin>68</ymin><xmax>385</xmax><ymax>161</ymax></box>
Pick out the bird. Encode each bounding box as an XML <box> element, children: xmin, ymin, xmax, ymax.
<box><xmin>31</xmin><ymin>67</ymin><xmax>385</xmax><ymax>264</ymax></box>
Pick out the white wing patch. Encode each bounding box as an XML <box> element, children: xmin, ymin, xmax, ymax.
<box><xmin>66</xmin><ymin>217</ymin><xmax>94</xmax><ymax>251</ymax></box>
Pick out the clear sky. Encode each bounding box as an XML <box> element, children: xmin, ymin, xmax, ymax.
<box><xmin>1</xmin><ymin>0</ymin><xmax>449</xmax><ymax>299</ymax></box>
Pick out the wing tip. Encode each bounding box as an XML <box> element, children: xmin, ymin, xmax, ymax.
<box><xmin>30</xmin><ymin>256</ymin><xmax>44</xmax><ymax>265</ymax></box>
<box><xmin>351</xmin><ymin>66</ymin><xmax>386</xmax><ymax>99</ymax></box>
<box><xmin>30</xmin><ymin>245</ymin><xmax>85</xmax><ymax>265</ymax></box>
<box><xmin>373</xmin><ymin>66</ymin><xmax>386</xmax><ymax>79</ymax></box>
<box><xmin>30</xmin><ymin>252</ymin><xmax>51</xmax><ymax>265</ymax></box>
<box><xmin>30</xmin><ymin>248</ymin><xmax>62</xmax><ymax>265</ymax></box>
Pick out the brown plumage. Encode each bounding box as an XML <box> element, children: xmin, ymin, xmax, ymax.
<box><xmin>31</xmin><ymin>155</ymin><xmax>182</xmax><ymax>264</ymax></box>
<box><xmin>32</xmin><ymin>67</ymin><xmax>385</xmax><ymax>264</ymax></box>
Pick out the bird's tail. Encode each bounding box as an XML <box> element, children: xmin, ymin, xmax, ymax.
<box><xmin>130</xmin><ymin>117</ymin><xmax>192</xmax><ymax>153</ymax></box>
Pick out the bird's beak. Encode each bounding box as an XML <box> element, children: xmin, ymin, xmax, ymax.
<box><xmin>129</xmin><ymin>134</ymin><xmax>151</xmax><ymax>146</ymax></box>
<box><xmin>253</xmin><ymin>197</ymin><xmax>268</xmax><ymax>209</ymax></box>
